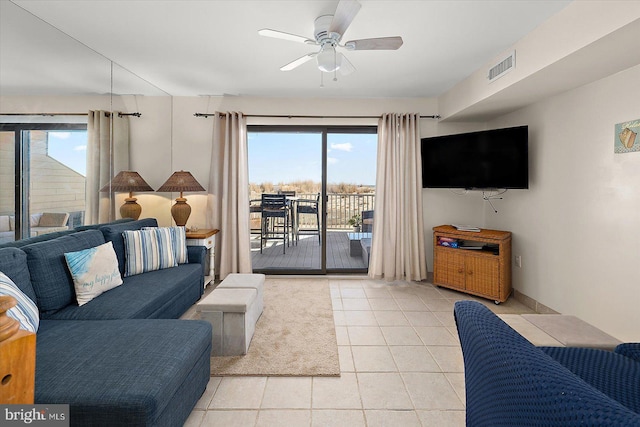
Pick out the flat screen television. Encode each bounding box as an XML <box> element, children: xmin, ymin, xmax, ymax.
<box><xmin>421</xmin><ymin>125</ymin><xmax>528</xmax><ymax>189</ymax></box>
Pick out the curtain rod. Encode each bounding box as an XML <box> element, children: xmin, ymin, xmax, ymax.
<box><xmin>1</xmin><ymin>112</ymin><xmax>142</xmax><ymax>117</ymax></box>
<box><xmin>194</xmin><ymin>113</ymin><xmax>441</xmax><ymax>119</ymax></box>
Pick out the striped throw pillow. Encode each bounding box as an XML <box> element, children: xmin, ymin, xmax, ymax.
<box><xmin>0</xmin><ymin>271</ymin><xmax>39</xmax><ymax>333</ymax></box>
<box><xmin>143</xmin><ymin>226</ymin><xmax>188</xmax><ymax>264</ymax></box>
<box><xmin>123</xmin><ymin>228</ymin><xmax>177</xmax><ymax>277</ymax></box>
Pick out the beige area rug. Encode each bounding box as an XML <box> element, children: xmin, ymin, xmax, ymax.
<box><xmin>210</xmin><ymin>278</ymin><xmax>340</xmax><ymax>376</ymax></box>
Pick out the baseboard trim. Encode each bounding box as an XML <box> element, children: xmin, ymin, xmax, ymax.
<box><xmin>513</xmin><ymin>289</ymin><xmax>559</xmax><ymax>314</ymax></box>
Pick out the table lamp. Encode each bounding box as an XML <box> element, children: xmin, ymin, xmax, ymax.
<box><xmin>99</xmin><ymin>171</ymin><xmax>154</xmax><ymax>220</ymax></box>
<box><xmin>157</xmin><ymin>170</ymin><xmax>205</xmax><ymax>226</ymax></box>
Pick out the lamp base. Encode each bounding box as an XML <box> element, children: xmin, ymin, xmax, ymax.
<box><xmin>120</xmin><ymin>198</ymin><xmax>142</xmax><ymax>220</ymax></box>
<box><xmin>171</xmin><ymin>198</ymin><xmax>191</xmax><ymax>227</ymax></box>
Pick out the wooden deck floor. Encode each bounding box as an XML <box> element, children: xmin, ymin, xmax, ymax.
<box><xmin>251</xmin><ymin>230</ymin><xmax>367</xmax><ymax>271</ymax></box>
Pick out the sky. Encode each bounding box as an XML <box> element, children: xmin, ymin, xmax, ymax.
<box><xmin>47</xmin><ymin>130</ymin><xmax>87</xmax><ymax>176</ymax></box>
<box><xmin>248</xmin><ymin>131</ymin><xmax>377</xmax><ymax>186</ymax></box>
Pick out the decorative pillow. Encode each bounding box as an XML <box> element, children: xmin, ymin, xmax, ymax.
<box><xmin>143</xmin><ymin>226</ymin><xmax>188</xmax><ymax>264</ymax></box>
<box><xmin>123</xmin><ymin>228</ymin><xmax>177</xmax><ymax>277</ymax></box>
<box><xmin>39</xmin><ymin>212</ymin><xmax>68</xmax><ymax>227</ymax></box>
<box><xmin>0</xmin><ymin>271</ymin><xmax>39</xmax><ymax>332</ymax></box>
<box><xmin>64</xmin><ymin>242</ymin><xmax>123</xmax><ymax>306</ymax></box>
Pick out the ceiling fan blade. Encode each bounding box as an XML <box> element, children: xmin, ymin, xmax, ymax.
<box><xmin>258</xmin><ymin>29</ymin><xmax>316</xmax><ymax>45</ymax></box>
<box><xmin>338</xmin><ymin>54</ymin><xmax>356</xmax><ymax>76</ymax></box>
<box><xmin>344</xmin><ymin>36</ymin><xmax>404</xmax><ymax>50</ymax></box>
<box><xmin>280</xmin><ymin>53</ymin><xmax>317</xmax><ymax>71</ymax></box>
<box><xmin>329</xmin><ymin>0</ymin><xmax>362</xmax><ymax>37</ymax></box>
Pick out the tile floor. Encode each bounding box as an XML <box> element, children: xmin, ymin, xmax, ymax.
<box><xmin>184</xmin><ymin>278</ymin><xmax>538</xmax><ymax>427</ymax></box>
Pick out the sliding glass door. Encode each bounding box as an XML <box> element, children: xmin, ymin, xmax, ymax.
<box><xmin>248</xmin><ymin>125</ymin><xmax>376</xmax><ymax>274</ymax></box>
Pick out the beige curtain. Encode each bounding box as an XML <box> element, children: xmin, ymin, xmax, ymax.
<box><xmin>206</xmin><ymin>111</ymin><xmax>252</xmax><ymax>279</ymax></box>
<box><xmin>369</xmin><ymin>113</ymin><xmax>428</xmax><ymax>281</ymax></box>
<box><xmin>86</xmin><ymin>110</ymin><xmax>129</xmax><ymax>224</ymax></box>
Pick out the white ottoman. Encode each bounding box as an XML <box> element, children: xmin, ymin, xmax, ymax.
<box><xmin>217</xmin><ymin>273</ymin><xmax>265</xmax><ymax>316</ymax></box>
<box><xmin>197</xmin><ymin>288</ymin><xmax>260</xmax><ymax>356</ymax></box>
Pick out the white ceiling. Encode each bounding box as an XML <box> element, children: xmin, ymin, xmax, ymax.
<box><xmin>3</xmin><ymin>0</ymin><xmax>571</xmax><ymax>98</ymax></box>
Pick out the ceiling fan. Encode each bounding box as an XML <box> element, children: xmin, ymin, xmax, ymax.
<box><xmin>258</xmin><ymin>0</ymin><xmax>403</xmax><ymax>78</ymax></box>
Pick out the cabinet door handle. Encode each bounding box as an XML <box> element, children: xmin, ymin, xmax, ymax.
<box><xmin>467</xmin><ymin>270</ymin><xmax>473</xmax><ymax>275</ymax></box>
<box><xmin>457</xmin><ymin>268</ymin><xmax>464</xmax><ymax>274</ymax></box>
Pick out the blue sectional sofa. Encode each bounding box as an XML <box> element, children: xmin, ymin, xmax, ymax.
<box><xmin>0</xmin><ymin>218</ymin><xmax>212</xmax><ymax>426</ymax></box>
<box><xmin>454</xmin><ymin>300</ymin><xmax>640</xmax><ymax>426</ymax></box>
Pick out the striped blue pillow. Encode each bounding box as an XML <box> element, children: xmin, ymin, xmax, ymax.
<box><xmin>0</xmin><ymin>271</ymin><xmax>39</xmax><ymax>333</ymax></box>
<box><xmin>143</xmin><ymin>226</ymin><xmax>188</xmax><ymax>264</ymax></box>
<box><xmin>123</xmin><ymin>228</ymin><xmax>177</xmax><ymax>277</ymax></box>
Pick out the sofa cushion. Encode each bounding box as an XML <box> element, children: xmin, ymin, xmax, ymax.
<box><xmin>541</xmin><ymin>346</ymin><xmax>640</xmax><ymax>413</ymax></box>
<box><xmin>0</xmin><ymin>229</ymin><xmax>76</xmax><ymax>249</ymax></box>
<box><xmin>0</xmin><ymin>216</ymin><xmax>10</xmax><ymax>232</ymax></box>
<box><xmin>35</xmin><ymin>318</ymin><xmax>211</xmax><ymax>426</ymax></box>
<box><xmin>0</xmin><ymin>271</ymin><xmax>39</xmax><ymax>332</ymax></box>
<box><xmin>30</xmin><ymin>213</ymin><xmax>43</xmax><ymax>227</ymax></box>
<box><xmin>64</xmin><ymin>242</ymin><xmax>123</xmax><ymax>306</ymax></box>
<box><xmin>74</xmin><ymin>218</ymin><xmax>133</xmax><ymax>232</ymax></box>
<box><xmin>46</xmin><ymin>263</ymin><xmax>203</xmax><ymax>320</ymax></box>
<box><xmin>0</xmin><ymin>247</ymin><xmax>36</xmax><ymax>302</ymax></box>
<box><xmin>21</xmin><ymin>230</ymin><xmax>106</xmax><ymax>316</ymax></box>
<box><xmin>100</xmin><ymin>218</ymin><xmax>158</xmax><ymax>275</ymax></box>
<box><xmin>123</xmin><ymin>228</ymin><xmax>177</xmax><ymax>277</ymax></box>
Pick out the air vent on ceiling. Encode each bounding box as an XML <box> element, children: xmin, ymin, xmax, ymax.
<box><xmin>488</xmin><ymin>51</ymin><xmax>515</xmax><ymax>82</ymax></box>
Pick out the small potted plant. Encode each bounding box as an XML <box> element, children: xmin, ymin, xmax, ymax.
<box><xmin>348</xmin><ymin>214</ymin><xmax>362</xmax><ymax>232</ymax></box>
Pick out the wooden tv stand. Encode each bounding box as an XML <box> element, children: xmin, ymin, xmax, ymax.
<box><xmin>433</xmin><ymin>225</ymin><xmax>512</xmax><ymax>304</ymax></box>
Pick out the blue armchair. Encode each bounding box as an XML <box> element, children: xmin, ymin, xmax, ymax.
<box><xmin>454</xmin><ymin>300</ymin><xmax>640</xmax><ymax>426</ymax></box>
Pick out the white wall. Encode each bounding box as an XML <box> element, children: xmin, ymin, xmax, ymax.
<box><xmin>483</xmin><ymin>64</ymin><xmax>640</xmax><ymax>341</ymax></box>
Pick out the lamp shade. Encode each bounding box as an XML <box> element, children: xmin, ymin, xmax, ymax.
<box><xmin>99</xmin><ymin>171</ymin><xmax>154</xmax><ymax>193</ymax></box>
<box><xmin>157</xmin><ymin>171</ymin><xmax>205</xmax><ymax>226</ymax></box>
<box><xmin>156</xmin><ymin>171</ymin><xmax>205</xmax><ymax>193</ymax></box>
<box><xmin>99</xmin><ymin>171</ymin><xmax>154</xmax><ymax>220</ymax></box>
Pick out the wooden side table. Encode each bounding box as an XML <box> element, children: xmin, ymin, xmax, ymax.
<box><xmin>186</xmin><ymin>229</ymin><xmax>219</xmax><ymax>287</ymax></box>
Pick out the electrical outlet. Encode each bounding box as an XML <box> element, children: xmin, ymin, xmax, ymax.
<box><xmin>515</xmin><ymin>255</ymin><xmax>522</xmax><ymax>268</ymax></box>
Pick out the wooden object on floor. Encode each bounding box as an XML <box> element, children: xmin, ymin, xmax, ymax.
<box><xmin>433</xmin><ymin>225</ymin><xmax>512</xmax><ymax>303</ymax></box>
<box><xmin>186</xmin><ymin>228</ymin><xmax>219</xmax><ymax>287</ymax></box>
<box><xmin>0</xmin><ymin>296</ymin><xmax>36</xmax><ymax>404</ymax></box>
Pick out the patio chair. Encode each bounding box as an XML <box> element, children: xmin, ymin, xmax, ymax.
<box><xmin>249</xmin><ymin>198</ymin><xmax>262</xmax><ymax>236</ymax></box>
<box><xmin>278</xmin><ymin>190</ymin><xmax>297</xmax><ymax>244</ymax></box>
<box><xmin>260</xmin><ymin>193</ymin><xmax>289</xmax><ymax>254</ymax></box>
<box><xmin>297</xmin><ymin>193</ymin><xmax>320</xmax><ymax>245</ymax></box>
<box><xmin>362</xmin><ymin>210</ymin><xmax>374</xmax><ymax>233</ymax></box>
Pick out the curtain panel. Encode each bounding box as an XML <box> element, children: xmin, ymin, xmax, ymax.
<box><xmin>369</xmin><ymin>113</ymin><xmax>428</xmax><ymax>282</ymax></box>
<box><xmin>206</xmin><ymin>111</ymin><xmax>252</xmax><ymax>279</ymax></box>
<box><xmin>86</xmin><ymin>110</ymin><xmax>129</xmax><ymax>224</ymax></box>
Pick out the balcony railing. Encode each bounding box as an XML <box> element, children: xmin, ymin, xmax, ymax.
<box><xmin>250</xmin><ymin>193</ymin><xmax>375</xmax><ymax>230</ymax></box>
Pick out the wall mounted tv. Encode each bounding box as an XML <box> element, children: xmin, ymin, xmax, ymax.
<box><xmin>421</xmin><ymin>125</ymin><xmax>529</xmax><ymax>189</ymax></box>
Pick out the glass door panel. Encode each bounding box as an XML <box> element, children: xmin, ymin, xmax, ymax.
<box><xmin>326</xmin><ymin>131</ymin><xmax>377</xmax><ymax>272</ymax></box>
<box><xmin>248</xmin><ymin>130</ymin><xmax>323</xmax><ymax>272</ymax></box>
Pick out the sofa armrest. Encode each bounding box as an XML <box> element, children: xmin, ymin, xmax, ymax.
<box><xmin>187</xmin><ymin>245</ymin><xmax>207</xmax><ymax>276</ymax></box>
<box><xmin>615</xmin><ymin>343</ymin><xmax>640</xmax><ymax>363</ymax></box>
<box><xmin>187</xmin><ymin>245</ymin><xmax>206</xmax><ymax>265</ymax></box>
<box><xmin>454</xmin><ymin>301</ymin><xmax>640</xmax><ymax>426</ymax></box>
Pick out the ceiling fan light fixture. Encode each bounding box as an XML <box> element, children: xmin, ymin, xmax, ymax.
<box><xmin>316</xmin><ymin>45</ymin><xmax>340</xmax><ymax>72</ymax></box>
